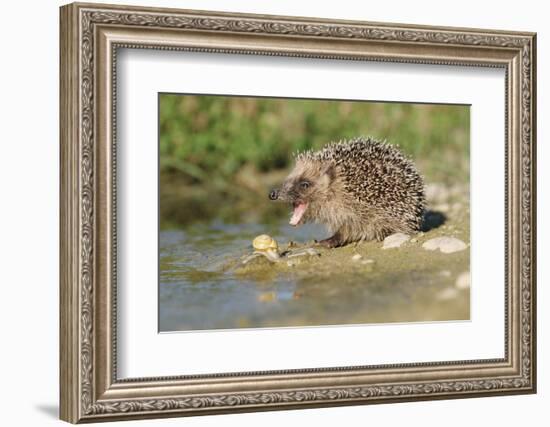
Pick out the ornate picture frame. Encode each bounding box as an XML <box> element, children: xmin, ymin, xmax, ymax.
<box><xmin>60</xmin><ymin>2</ymin><xmax>536</xmax><ymax>423</ymax></box>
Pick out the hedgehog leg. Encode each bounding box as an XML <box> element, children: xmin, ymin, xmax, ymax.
<box><xmin>318</xmin><ymin>232</ymin><xmax>345</xmax><ymax>248</ymax></box>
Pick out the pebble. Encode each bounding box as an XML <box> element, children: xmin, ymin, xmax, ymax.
<box><xmin>352</xmin><ymin>254</ymin><xmax>362</xmax><ymax>261</ymax></box>
<box><xmin>382</xmin><ymin>233</ymin><xmax>410</xmax><ymax>249</ymax></box>
<box><xmin>425</xmin><ymin>183</ymin><xmax>449</xmax><ymax>203</ymax></box>
<box><xmin>422</xmin><ymin>236</ymin><xmax>467</xmax><ymax>253</ymax></box>
<box><xmin>436</xmin><ymin>287</ymin><xmax>459</xmax><ymax>301</ymax></box>
<box><xmin>434</xmin><ymin>203</ymin><xmax>450</xmax><ymax>213</ymax></box>
<box><xmin>455</xmin><ymin>271</ymin><xmax>470</xmax><ymax>289</ymax></box>
<box><xmin>439</xmin><ymin>270</ymin><xmax>451</xmax><ymax>277</ymax></box>
<box><xmin>361</xmin><ymin>259</ymin><xmax>375</xmax><ymax>264</ymax></box>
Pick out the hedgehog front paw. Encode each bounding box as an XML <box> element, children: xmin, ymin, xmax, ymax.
<box><xmin>317</xmin><ymin>234</ymin><xmax>343</xmax><ymax>248</ymax></box>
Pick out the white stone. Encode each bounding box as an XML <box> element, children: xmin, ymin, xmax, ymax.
<box><xmin>422</xmin><ymin>236</ymin><xmax>467</xmax><ymax>253</ymax></box>
<box><xmin>439</xmin><ymin>270</ymin><xmax>451</xmax><ymax>277</ymax></box>
<box><xmin>434</xmin><ymin>203</ymin><xmax>450</xmax><ymax>213</ymax></box>
<box><xmin>425</xmin><ymin>183</ymin><xmax>448</xmax><ymax>203</ymax></box>
<box><xmin>382</xmin><ymin>233</ymin><xmax>410</xmax><ymax>249</ymax></box>
<box><xmin>456</xmin><ymin>271</ymin><xmax>471</xmax><ymax>289</ymax></box>
<box><xmin>351</xmin><ymin>254</ymin><xmax>362</xmax><ymax>261</ymax></box>
<box><xmin>436</xmin><ymin>287</ymin><xmax>459</xmax><ymax>301</ymax></box>
<box><xmin>361</xmin><ymin>259</ymin><xmax>375</xmax><ymax>265</ymax></box>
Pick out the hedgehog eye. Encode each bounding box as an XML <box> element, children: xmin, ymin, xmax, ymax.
<box><xmin>300</xmin><ymin>181</ymin><xmax>311</xmax><ymax>190</ymax></box>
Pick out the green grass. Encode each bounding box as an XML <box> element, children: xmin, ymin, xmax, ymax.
<box><xmin>160</xmin><ymin>94</ymin><xmax>469</xmax><ymax>181</ymax></box>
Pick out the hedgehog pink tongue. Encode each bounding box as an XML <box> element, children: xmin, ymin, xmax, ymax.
<box><xmin>289</xmin><ymin>202</ymin><xmax>307</xmax><ymax>226</ymax></box>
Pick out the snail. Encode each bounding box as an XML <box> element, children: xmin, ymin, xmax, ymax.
<box><xmin>252</xmin><ymin>234</ymin><xmax>281</xmax><ymax>262</ymax></box>
<box><xmin>242</xmin><ymin>234</ymin><xmax>320</xmax><ymax>265</ymax></box>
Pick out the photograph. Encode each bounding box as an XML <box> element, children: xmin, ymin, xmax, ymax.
<box><xmin>158</xmin><ymin>94</ymin><xmax>471</xmax><ymax>332</ymax></box>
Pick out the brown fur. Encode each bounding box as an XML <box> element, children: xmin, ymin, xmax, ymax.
<box><xmin>270</xmin><ymin>137</ymin><xmax>426</xmax><ymax>247</ymax></box>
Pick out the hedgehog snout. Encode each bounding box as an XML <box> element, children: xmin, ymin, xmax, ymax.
<box><xmin>269</xmin><ymin>189</ymin><xmax>279</xmax><ymax>200</ymax></box>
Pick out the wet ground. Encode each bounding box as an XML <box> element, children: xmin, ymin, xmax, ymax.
<box><xmin>159</xmin><ymin>183</ymin><xmax>470</xmax><ymax>332</ymax></box>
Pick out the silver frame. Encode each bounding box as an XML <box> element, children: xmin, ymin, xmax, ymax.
<box><xmin>60</xmin><ymin>2</ymin><xmax>536</xmax><ymax>423</ymax></box>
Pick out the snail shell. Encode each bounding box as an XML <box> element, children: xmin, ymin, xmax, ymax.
<box><xmin>252</xmin><ymin>234</ymin><xmax>280</xmax><ymax>261</ymax></box>
<box><xmin>253</xmin><ymin>234</ymin><xmax>278</xmax><ymax>252</ymax></box>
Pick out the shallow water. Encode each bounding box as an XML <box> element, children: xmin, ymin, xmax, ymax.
<box><xmin>159</xmin><ymin>220</ymin><xmax>470</xmax><ymax>332</ymax></box>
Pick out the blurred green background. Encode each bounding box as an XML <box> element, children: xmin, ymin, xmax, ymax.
<box><xmin>159</xmin><ymin>94</ymin><xmax>469</xmax><ymax>229</ymax></box>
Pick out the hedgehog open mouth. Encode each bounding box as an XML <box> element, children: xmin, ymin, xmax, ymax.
<box><xmin>289</xmin><ymin>201</ymin><xmax>308</xmax><ymax>226</ymax></box>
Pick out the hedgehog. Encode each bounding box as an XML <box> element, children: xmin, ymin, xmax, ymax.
<box><xmin>268</xmin><ymin>137</ymin><xmax>426</xmax><ymax>248</ymax></box>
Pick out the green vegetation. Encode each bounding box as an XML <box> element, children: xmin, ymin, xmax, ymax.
<box><xmin>159</xmin><ymin>94</ymin><xmax>469</xmax><ymax>228</ymax></box>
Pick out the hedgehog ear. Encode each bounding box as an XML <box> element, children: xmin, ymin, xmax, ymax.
<box><xmin>322</xmin><ymin>164</ymin><xmax>335</xmax><ymax>181</ymax></box>
<box><xmin>319</xmin><ymin>164</ymin><xmax>335</xmax><ymax>187</ymax></box>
